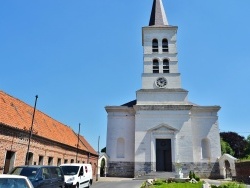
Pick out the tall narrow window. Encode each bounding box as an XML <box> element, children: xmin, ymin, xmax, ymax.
<box><xmin>153</xmin><ymin>59</ymin><xmax>159</xmax><ymax>73</ymax></box>
<box><xmin>162</xmin><ymin>38</ymin><xmax>169</xmax><ymax>52</ymax></box>
<box><xmin>201</xmin><ymin>138</ymin><xmax>211</xmax><ymax>159</ymax></box>
<box><xmin>4</xmin><ymin>151</ymin><xmax>15</xmax><ymax>174</ymax></box>
<box><xmin>48</xmin><ymin>157</ymin><xmax>53</xmax><ymax>165</ymax></box>
<box><xmin>38</xmin><ymin>156</ymin><xmax>44</xmax><ymax>165</ymax></box>
<box><xmin>163</xmin><ymin>59</ymin><xmax>170</xmax><ymax>73</ymax></box>
<box><xmin>152</xmin><ymin>39</ymin><xmax>158</xmax><ymax>52</ymax></box>
<box><xmin>57</xmin><ymin>158</ymin><xmax>61</xmax><ymax>166</ymax></box>
<box><xmin>116</xmin><ymin>138</ymin><xmax>125</xmax><ymax>158</ymax></box>
<box><xmin>25</xmin><ymin>152</ymin><xmax>33</xmax><ymax>165</ymax></box>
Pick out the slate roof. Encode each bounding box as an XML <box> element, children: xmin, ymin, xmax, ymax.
<box><xmin>0</xmin><ymin>90</ymin><xmax>97</xmax><ymax>156</ymax></box>
<box><xmin>121</xmin><ymin>100</ymin><xmax>137</xmax><ymax>107</ymax></box>
<box><xmin>149</xmin><ymin>0</ymin><xmax>168</xmax><ymax>26</ymax></box>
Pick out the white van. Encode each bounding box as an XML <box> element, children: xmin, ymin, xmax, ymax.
<box><xmin>60</xmin><ymin>163</ymin><xmax>93</xmax><ymax>188</ymax></box>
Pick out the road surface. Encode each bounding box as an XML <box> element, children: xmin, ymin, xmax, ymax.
<box><xmin>92</xmin><ymin>177</ymin><xmax>144</xmax><ymax>188</ymax></box>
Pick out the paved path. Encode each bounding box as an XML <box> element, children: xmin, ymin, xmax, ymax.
<box><xmin>92</xmin><ymin>177</ymin><xmax>144</xmax><ymax>188</ymax></box>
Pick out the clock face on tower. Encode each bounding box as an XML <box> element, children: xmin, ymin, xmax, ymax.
<box><xmin>155</xmin><ymin>77</ymin><xmax>167</xmax><ymax>88</ymax></box>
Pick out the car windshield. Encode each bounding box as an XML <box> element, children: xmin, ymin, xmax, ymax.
<box><xmin>61</xmin><ymin>166</ymin><xmax>79</xmax><ymax>175</ymax></box>
<box><xmin>0</xmin><ymin>178</ymin><xmax>29</xmax><ymax>188</ymax></box>
<box><xmin>9</xmin><ymin>167</ymin><xmax>39</xmax><ymax>180</ymax></box>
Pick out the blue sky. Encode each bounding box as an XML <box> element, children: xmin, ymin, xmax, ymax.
<box><xmin>1</xmin><ymin>0</ymin><xmax>250</xmax><ymax>151</ymax></box>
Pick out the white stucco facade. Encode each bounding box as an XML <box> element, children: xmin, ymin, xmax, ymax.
<box><xmin>105</xmin><ymin>0</ymin><xmax>222</xmax><ymax>178</ymax></box>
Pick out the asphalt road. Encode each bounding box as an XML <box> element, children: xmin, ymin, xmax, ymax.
<box><xmin>92</xmin><ymin>178</ymin><xmax>144</xmax><ymax>188</ymax></box>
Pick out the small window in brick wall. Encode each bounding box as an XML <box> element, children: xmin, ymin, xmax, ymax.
<box><xmin>4</xmin><ymin>151</ymin><xmax>15</xmax><ymax>174</ymax></box>
<box><xmin>25</xmin><ymin>152</ymin><xmax>33</xmax><ymax>165</ymax></box>
<box><xmin>39</xmin><ymin>156</ymin><xmax>44</xmax><ymax>165</ymax></box>
<box><xmin>57</xmin><ymin>158</ymin><xmax>61</xmax><ymax>166</ymax></box>
<box><xmin>48</xmin><ymin>157</ymin><xmax>53</xmax><ymax>165</ymax></box>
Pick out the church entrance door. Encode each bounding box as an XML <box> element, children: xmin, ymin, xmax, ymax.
<box><xmin>156</xmin><ymin>139</ymin><xmax>172</xmax><ymax>171</ymax></box>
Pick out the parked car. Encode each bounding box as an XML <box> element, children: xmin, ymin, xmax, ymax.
<box><xmin>8</xmin><ymin>165</ymin><xmax>65</xmax><ymax>188</ymax></box>
<box><xmin>0</xmin><ymin>174</ymin><xmax>34</xmax><ymax>188</ymax></box>
<box><xmin>60</xmin><ymin>163</ymin><xmax>92</xmax><ymax>188</ymax></box>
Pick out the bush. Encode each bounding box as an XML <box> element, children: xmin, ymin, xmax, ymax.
<box><xmin>218</xmin><ymin>182</ymin><xmax>246</xmax><ymax>188</ymax></box>
<box><xmin>211</xmin><ymin>185</ymin><xmax>218</xmax><ymax>188</ymax></box>
<box><xmin>188</xmin><ymin>171</ymin><xmax>200</xmax><ymax>182</ymax></box>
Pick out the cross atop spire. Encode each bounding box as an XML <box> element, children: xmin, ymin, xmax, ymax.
<box><xmin>149</xmin><ymin>0</ymin><xmax>168</xmax><ymax>26</ymax></box>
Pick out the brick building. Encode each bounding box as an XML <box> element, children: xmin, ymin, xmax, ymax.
<box><xmin>0</xmin><ymin>90</ymin><xmax>98</xmax><ymax>176</ymax></box>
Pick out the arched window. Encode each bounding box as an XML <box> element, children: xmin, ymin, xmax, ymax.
<box><xmin>116</xmin><ymin>138</ymin><xmax>125</xmax><ymax>158</ymax></box>
<box><xmin>162</xmin><ymin>38</ymin><xmax>169</xmax><ymax>52</ymax></box>
<box><xmin>163</xmin><ymin>59</ymin><xmax>169</xmax><ymax>73</ymax></box>
<box><xmin>153</xmin><ymin>59</ymin><xmax>159</xmax><ymax>73</ymax></box>
<box><xmin>201</xmin><ymin>138</ymin><xmax>211</xmax><ymax>159</ymax></box>
<box><xmin>100</xmin><ymin>158</ymin><xmax>106</xmax><ymax>177</ymax></box>
<box><xmin>152</xmin><ymin>39</ymin><xmax>158</xmax><ymax>52</ymax></box>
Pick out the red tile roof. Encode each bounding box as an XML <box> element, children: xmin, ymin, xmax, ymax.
<box><xmin>0</xmin><ymin>90</ymin><xmax>97</xmax><ymax>155</ymax></box>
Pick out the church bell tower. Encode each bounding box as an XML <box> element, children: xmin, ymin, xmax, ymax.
<box><xmin>137</xmin><ymin>0</ymin><xmax>188</xmax><ymax>106</ymax></box>
<box><xmin>141</xmin><ymin>0</ymin><xmax>181</xmax><ymax>90</ymax></box>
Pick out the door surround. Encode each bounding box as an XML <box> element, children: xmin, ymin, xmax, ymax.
<box><xmin>148</xmin><ymin>124</ymin><xmax>178</xmax><ymax>172</ymax></box>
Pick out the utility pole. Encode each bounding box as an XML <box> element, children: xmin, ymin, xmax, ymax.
<box><xmin>76</xmin><ymin>123</ymin><xmax>80</xmax><ymax>163</ymax></box>
<box><xmin>25</xmin><ymin>95</ymin><xmax>38</xmax><ymax>165</ymax></box>
<box><xmin>96</xmin><ymin>136</ymin><xmax>100</xmax><ymax>181</ymax></box>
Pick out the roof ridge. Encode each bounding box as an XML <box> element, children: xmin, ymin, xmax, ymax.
<box><xmin>0</xmin><ymin>90</ymin><xmax>71</xmax><ymax>128</ymax></box>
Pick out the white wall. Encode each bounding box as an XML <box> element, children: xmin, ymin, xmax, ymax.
<box><xmin>106</xmin><ymin>107</ymin><xmax>135</xmax><ymax>162</ymax></box>
<box><xmin>134</xmin><ymin>109</ymin><xmax>194</xmax><ymax>166</ymax></box>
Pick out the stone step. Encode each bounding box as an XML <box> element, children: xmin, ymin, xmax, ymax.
<box><xmin>135</xmin><ymin>171</ymin><xmax>176</xmax><ymax>180</ymax></box>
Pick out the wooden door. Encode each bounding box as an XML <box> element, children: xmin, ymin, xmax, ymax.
<box><xmin>156</xmin><ymin>139</ymin><xmax>172</xmax><ymax>171</ymax></box>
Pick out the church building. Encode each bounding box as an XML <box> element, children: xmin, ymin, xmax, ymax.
<box><xmin>105</xmin><ymin>0</ymin><xmax>222</xmax><ymax>178</ymax></box>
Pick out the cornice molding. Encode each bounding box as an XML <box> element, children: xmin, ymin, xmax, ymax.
<box><xmin>137</xmin><ymin>88</ymin><xmax>188</xmax><ymax>93</ymax></box>
<box><xmin>191</xmin><ymin>106</ymin><xmax>221</xmax><ymax>112</ymax></box>
<box><xmin>134</xmin><ymin>105</ymin><xmax>193</xmax><ymax>111</ymax></box>
<box><xmin>105</xmin><ymin>106</ymin><xmax>135</xmax><ymax>113</ymax></box>
<box><xmin>143</xmin><ymin>26</ymin><xmax>178</xmax><ymax>30</ymax></box>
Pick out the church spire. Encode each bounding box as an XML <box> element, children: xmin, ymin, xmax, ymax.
<box><xmin>149</xmin><ymin>0</ymin><xmax>168</xmax><ymax>26</ymax></box>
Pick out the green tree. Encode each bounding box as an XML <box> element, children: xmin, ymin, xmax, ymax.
<box><xmin>221</xmin><ymin>138</ymin><xmax>234</xmax><ymax>156</ymax></box>
<box><xmin>220</xmin><ymin>132</ymin><xmax>248</xmax><ymax>158</ymax></box>
<box><xmin>101</xmin><ymin>147</ymin><xmax>106</xmax><ymax>153</ymax></box>
<box><xmin>245</xmin><ymin>135</ymin><xmax>250</xmax><ymax>158</ymax></box>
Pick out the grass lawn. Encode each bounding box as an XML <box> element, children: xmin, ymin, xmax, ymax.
<box><xmin>153</xmin><ymin>182</ymin><xmax>203</xmax><ymax>188</ymax></box>
<box><xmin>141</xmin><ymin>179</ymin><xmax>247</xmax><ymax>188</ymax></box>
<box><xmin>141</xmin><ymin>180</ymin><xmax>203</xmax><ymax>188</ymax></box>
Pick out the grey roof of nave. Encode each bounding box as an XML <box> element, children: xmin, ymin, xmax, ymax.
<box><xmin>121</xmin><ymin>99</ymin><xmax>199</xmax><ymax>107</ymax></box>
<box><xmin>121</xmin><ymin>100</ymin><xmax>137</xmax><ymax>107</ymax></box>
